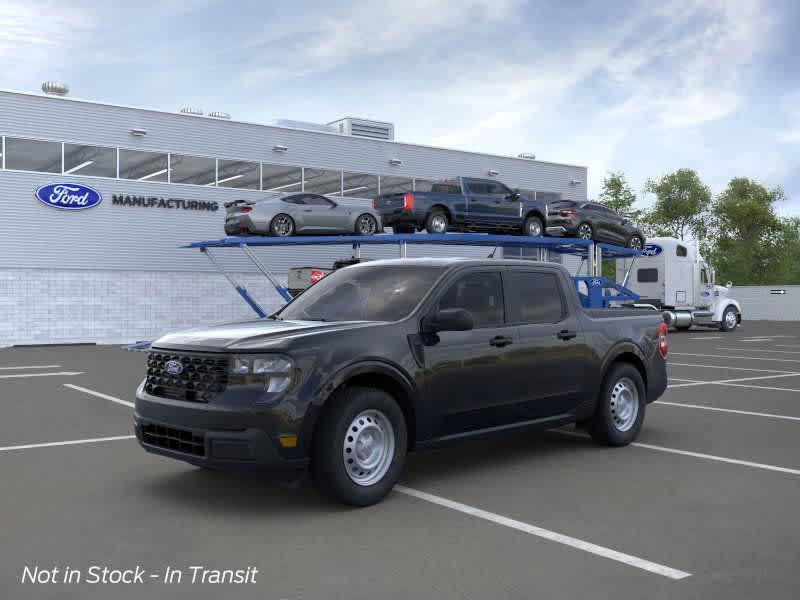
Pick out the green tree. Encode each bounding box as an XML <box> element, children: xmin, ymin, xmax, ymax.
<box><xmin>643</xmin><ymin>169</ymin><xmax>712</xmax><ymax>240</ymax></box>
<box><xmin>598</xmin><ymin>171</ymin><xmax>640</xmax><ymax>221</ymax></box>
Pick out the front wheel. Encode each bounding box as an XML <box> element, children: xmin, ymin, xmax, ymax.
<box><xmin>425</xmin><ymin>209</ymin><xmax>449</xmax><ymax>234</ymax></box>
<box><xmin>588</xmin><ymin>363</ymin><xmax>646</xmax><ymax>446</ymax></box>
<box><xmin>523</xmin><ymin>215</ymin><xmax>544</xmax><ymax>237</ymax></box>
<box><xmin>355</xmin><ymin>213</ymin><xmax>379</xmax><ymax>235</ymax></box>
<box><xmin>720</xmin><ymin>306</ymin><xmax>738</xmax><ymax>332</ymax></box>
<box><xmin>311</xmin><ymin>386</ymin><xmax>407</xmax><ymax>506</ymax></box>
<box><xmin>577</xmin><ymin>222</ymin><xmax>594</xmax><ymax>240</ymax></box>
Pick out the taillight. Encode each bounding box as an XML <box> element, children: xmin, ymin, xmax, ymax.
<box><xmin>658</xmin><ymin>322</ymin><xmax>668</xmax><ymax>358</ymax></box>
<box><xmin>560</xmin><ymin>209</ymin><xmax>578</xmax><ymax>216</ymax></box>
<box><xmin>372</xmin><ymin>198</ymin><xmax>376</xmax><ymax>209</ymax></box>
<box><xmin>240</xmin><ymin>207</ymin><xmax>252</xmax><ymax>213</ymax></box>
<box><xmin>403</xmin><ymin>193</ymin><xmax>414</xmax><ymax>211</ymax></box>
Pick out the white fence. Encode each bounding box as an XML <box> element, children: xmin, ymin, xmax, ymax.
<box><xmin>729</xmin><ymin>286</ymin><xmax>800</xmax><ymax>321</ymax></box>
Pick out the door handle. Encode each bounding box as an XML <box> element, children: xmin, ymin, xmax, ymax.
<box><xmin>556</xmin><ymin>330</ymin><xmax>577</xmax><ymax>341</ymax></box>
<box><xmin>303</xmin><ymin>209</ymin><xmax>313</xmax><ymax>212</ymax></box>
<box><xmin>490</xmin><ymin>335</ymin><xmax>513</xmax><ymax>347</ymax></box>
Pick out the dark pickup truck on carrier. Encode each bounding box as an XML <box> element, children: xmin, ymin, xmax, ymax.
<box><xmin>135</xmin><ymin>258</ymin><xmax>669</xmax><ymax>506</ymax></box>
<box><xmin>373</xmin><ymin>177</ymin><xmax>548</xmax><ymax>236</ymax></box>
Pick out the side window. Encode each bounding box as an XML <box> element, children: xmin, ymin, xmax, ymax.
<box><xmin>438</xmin><ymin>272</ymin><xmax>504</xmax><ymax>328</ymax></box>
<box><xmin>465</xmin><ymin>180</ymin><xmax>488</xmax><ymax>194</ymax></box>
<box><xmin>484</xmin><ymin>181</ymin><xmax>511</xmax><ymax>195</ymax></box>
<box><xmin>506</xmin><ymin>272</ymin><xmax>564</xmax><ymax>324</ymax></box>
<box><xmin>701</xmin><ymin>269</ymin><xmax>708</xmax><ymax>284</ymax></box>
<box><xmin>283</xmin><ymin>195</ymin><xmax>305</xmax><ymax>205</ymax></box>
<box><xmin>637</xmin><ymin>268</ymin><xmax>659</xmax><ymax>283</ymax></box>
<box><xmin>676</xmin><ymin>245</ymin><xmax>688</xmax><ymax>257</ymax></box>
<box><xmin>308</xmin><ymin>195</ymin><xmax>335</xmax><ymax>206</ymax></box>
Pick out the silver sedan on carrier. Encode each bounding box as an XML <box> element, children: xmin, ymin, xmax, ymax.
<box><xmin>224</xmin><ymin>192</ymin><xmax>383</xmax><ymax>237</ymax></box>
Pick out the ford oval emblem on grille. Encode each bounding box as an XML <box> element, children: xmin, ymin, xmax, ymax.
<box><xmin>164</xmin><ymin>360</ymin><xmax>184</xmax><ymax>375</ymax></box>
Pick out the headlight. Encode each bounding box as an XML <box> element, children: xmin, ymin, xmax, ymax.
<box><xmin>229</xmin><ymin>354</ymin><xmax>295</xmax><ymax>394</ymax></box>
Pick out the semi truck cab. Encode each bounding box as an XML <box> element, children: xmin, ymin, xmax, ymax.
<box><xmin>618</xmin><ymin>237</ymin><xmax>742</xmax><ymax>331</ymax></box>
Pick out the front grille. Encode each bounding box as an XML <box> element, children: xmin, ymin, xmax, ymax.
<box><xmin>141</xmin><ymin>423</ymin><xmax>205</xmax><ymax>456</ymax></box>
<box><xmin>145</xmin><ymin>351</ymin><xmax>229</xmax><ymax>403</ymax></box>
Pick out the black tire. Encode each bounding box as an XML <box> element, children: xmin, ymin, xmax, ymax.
<box><xmin>576</xmin><ymin>222</ymin><xmax>594</xmax><ymax>240</ymax></box>
<box><xmin>393</xmin><ymin>224</ymin><xmax>415</xmax><ymax>234</ymax></box>
<box><xmin>269</xmin><ymin>213</ymin><xmax>295</xmax><ymax>237</ymax></box>
<box><xmin>354</xmin><ymin>213</ymin><xmax>379</xmax><ymax>236</ymax></box>
<box><xmin>311</xmin><ymin>386</ymin><xmax>407</xmax><ymax>506</ymax></box>
<box><xmin>523</xmin><ymin>215</ymin><xmax>544</xmax><ymax>237</ymax></box>
<box><xmin>627</xmin><ymin>235</ymin><xmax>644</xmax><ymax>250</ymax></box>
<box><xmin>720</xmin><ymin>306</ymin><xmax>738</xmax><ymax>332</ymax></box>
<box><xmin>588</xmin><ymin>363</ymin><xmax>646</xmax><ymax>447</ymax></box>
<box><xmin>425</xmin><ymin>209</ymin><xmax>449</xmax><ymax>234</ymax></box>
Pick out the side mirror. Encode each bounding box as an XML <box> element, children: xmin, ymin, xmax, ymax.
<box><xmin>421</xmin><ymin>308</ymin><xmax>474</xmax><ymax>334</ymax></box>
<box><xmin>506</xmin><ymin>191</ymin><xmax>521</xmax><ymax>201</ymax></box>
<box><xmin>726</xmin><ymin>281</ymin><xmax>733</xmax><ymax>289</ymax></box>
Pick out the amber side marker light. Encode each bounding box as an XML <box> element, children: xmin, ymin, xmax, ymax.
<box><xmin>278</xmin><ymin>435</ymin><xmax>298</xmax><ymax>448</ymax></box>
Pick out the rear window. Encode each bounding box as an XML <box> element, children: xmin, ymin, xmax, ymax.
<box><xmin>430</xmin><ymin>183</ymin><xmax>462</xmax><ymax>194</ymax></box>
<box><xmin>637</xmin><ymin>268</ymin><xmax>659</xmax><ymax>283</ymax></box>
<box><xmin>505</xmin><ymin>272</ymin><xmax>565</xmax><ymax>324</ymax></box>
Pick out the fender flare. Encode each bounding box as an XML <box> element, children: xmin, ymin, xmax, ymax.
<box><xmin>600</xmin><ymin>341</ymin><xmax>648</xmax><ymax>384</ymax></box>
<box><xmin>713</xmin><ymin>299</ymin><xmax>742</xmax><ymax>322</ymax></box>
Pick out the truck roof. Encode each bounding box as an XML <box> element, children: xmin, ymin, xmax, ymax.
<box><xmin>347</xmin><ymin>256</ymin><xmax>571</xmax><ymax>272</ymax></box>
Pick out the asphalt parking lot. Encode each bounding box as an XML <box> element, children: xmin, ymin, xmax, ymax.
<box><xmin>2</xmin><ymin>321</ymin><xmax>800</xmax><ymax>599</ymax></box>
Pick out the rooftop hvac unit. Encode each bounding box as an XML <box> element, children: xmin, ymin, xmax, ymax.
<box><xmin>209</xmin><ymin>111</ymin><xmax>231</xmax><ymax>119</ymax></box>
<box><xmin>42</xmin><ymin>82</ymin><xmax>69</xmax><ymax>96</ymax></box>
<box><xmin>270</xmin><ymin>119</ymin><xmax>338</xmax><ymax>134</ymax></box>
<box><xmin>180</xmin><ymin>106</ymin><xmax>204</xmax><ymax>116</ymax></box>
<box><xmin>328</xmin><ymin>117</ymin><xmax>395</xmax><ymax>141</ymax></box>
<box><xmin>518</xmin><ymin>152</ymin><xmax>536</xmax><ymax>160</ymax></box>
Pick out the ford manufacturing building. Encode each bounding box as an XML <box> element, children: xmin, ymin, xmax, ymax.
<box><xmin>0</xmin><ymin>85</ymin><xmax>588</xmax><ymax>346</ymax></box>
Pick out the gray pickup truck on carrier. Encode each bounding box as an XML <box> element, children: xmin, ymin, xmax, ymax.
<box><xmin>135</xmin><ymin>258</ymin><xmax>668</xmax><ymax>506</ymax></box>
<box><xmin>373</xmin><ymin>177</ymin><xmax>548</xmax><ymax>236</ymax></box>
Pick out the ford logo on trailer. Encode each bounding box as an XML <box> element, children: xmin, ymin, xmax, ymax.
<box><xmin>35</xmin><ymin>183</ymin><xmax>103</xmax><ymax>210</ymax></box>
<box><xmin>642</xmin><ymin>244</ymin><xmax>663</xmax><ymax>257</ymax></box>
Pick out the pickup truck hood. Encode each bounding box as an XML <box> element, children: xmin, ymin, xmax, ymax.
<box><xmin>151</xmin><ymin>319</ymin><xmax>376</xmax><ymax>352</ymax></box>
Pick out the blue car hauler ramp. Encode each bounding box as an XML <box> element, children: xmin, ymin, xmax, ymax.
<box><xmin>183</xmin><ymin>233</ymin><xmax>641</xmax><ymax>316</ymax></box>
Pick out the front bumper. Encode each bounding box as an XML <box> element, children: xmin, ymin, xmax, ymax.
<box><xmin>134</xmin><ymin>384</ymin><xmax>309</xmax><ymax>474</ymax></box>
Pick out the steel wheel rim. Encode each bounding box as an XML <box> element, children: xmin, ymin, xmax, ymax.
<box><xmin>629</xmin><ymin>237</ymin><xmax>643</xmax><ymax>250</ymax></box>
<box><xmin>725</xmin><ymin>310</ymin><xmax>737</xmax><ymax>328</ymax></box>
<box><xmin>343</xmin><ymin>410</ymin><xmax>395</xmax><ymax>486</ymax></box>
<box><xmin>358</xmin><ymin>214</ymin><xmax>376</xmax><ymax>235</ymax></box>
<box><xmin>578</xmin><ymin>224</ymin><xmax>593</xmax><ymax>240</ymax></box>
<box><xmin>610</xmin><ymin>377</ymin><xmax>639</xmax><ymax>432</ymax></box>
<box><xmin>273</xmin><ymin>215</ymin><xmax>293</xmax><ymax>236</ymax></box>
<box><xmin>527</xmin><ymin>219</ymin><xmax>542</xmax><ymax>237</ymax></box>
<box><xmin>430</xmin><ymin>215</ymin><xmax>447</xmax><ymax>233</ymax></box>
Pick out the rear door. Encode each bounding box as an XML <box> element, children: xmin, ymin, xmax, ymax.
<box><xmin>503</xmin><ymin>268</ymin><xmax>593</xmax><ymax>417</ymax></box>
<box><xmin>421</xmin><ymin>270</ymin><xmax>520</xmax><ymax>437</ymax></box>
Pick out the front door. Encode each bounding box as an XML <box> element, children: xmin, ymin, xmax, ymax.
<box><xmin>302</xmin><ymin>194</ymin><xmax>341</xmax><ymax>231</ymax></box>
<box><xmin>422</xmin><ymin>270</ymin><xmax>519</xmax><ymax>437</ymax></box>
<box><xmin>464</xmin><ymin>179</ymin><xmax>519</xmax><ymax>228</ymax></box>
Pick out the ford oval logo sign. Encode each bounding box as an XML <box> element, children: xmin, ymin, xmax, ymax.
<box><xmin>642</xmin><ymin>244</ymin><xmax>663</xmax><ymax>257</ymax></box>
<box><xmin>164</xmin><ymin>360</ymin><xmax>184</xmax><ymax>376</ymax></box>
<box><xmin>35</xmin><ymin>183</ymin><xmax>103</xmax><ymax>210</ymax></box>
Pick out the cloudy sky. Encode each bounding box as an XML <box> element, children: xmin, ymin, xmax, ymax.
<box><xmin>3</xmin><ymin>0</ymin><xmax>799</xmax><ymax>214</ymax></box>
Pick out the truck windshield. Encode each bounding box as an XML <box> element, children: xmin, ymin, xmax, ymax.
<box><xmin>275</xmin><ymin>265</ymin><xmax>446</xmax><ymax>322</ymax></box>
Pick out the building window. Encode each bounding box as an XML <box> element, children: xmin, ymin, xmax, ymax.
<box><xmin>170</xmin><ymin>154</ymin><xmax>216</xmax><ymax>186</ymax></box>
<box><xmin>304</xmin><ymin>167</ymin><xmax>342</xmax><ymax>196</ymax></box>
<box><xmin>119</xmin><ymin>149</ymin><xmax>169</xmax><ymax>182</ymax></box>
<box><xmin>217</xmin><ymin>159</ymin><xmax>260</xmax><ymax>189</ymax></box>
<box><xmin>63</xmin><ymin>143</ymin><xmax>117</xmax><ymax>177</ymax></box>
<box><xmin>379</xmin><ymin>176</ymin><xmax>413</xmax><ymax>196</ymax></box>
<box><xmin>342</xmin><ymin>171</ymin><xmax>379</xmax><ymax>199</ymax></box>
<box><xmin>262</xmin><ymin>163</ymin><xmax>302</xmax><ymax>192</ymax></box>
<box><xmin>4</xmin><ymin>137</ymin><xmax>61</xmax><ymax>173</ymax></box>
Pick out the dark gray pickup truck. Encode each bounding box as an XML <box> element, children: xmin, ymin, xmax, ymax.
<box><xmin>373</xmin><ymin>176</ymin><xmax>548</xmax><ymax>236</ymax></box>
<box><xmin>134</xmin><ymin>258</ymin><xmax>668</xmax><ymax>506</ymax></box>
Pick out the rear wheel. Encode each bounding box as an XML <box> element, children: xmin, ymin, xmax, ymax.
<box><xmin>577</xmin><ymin>222</ymin><xmax>594</xmax><ymax>240</ymax></box>
<box><xmin>720</xmin><ymin>306</ymin><xmax>738</xmax><ymax>332</ymax></box>
<box><xmin>269</xmin><ymin>213</ymin><xmax>295</xmax><ymax>237</ymax></box>
<box><xmin>588</xmin><ymin>363</ymin><xmax>646</xmax><ymax>446</ymax></box>
<box><xmin>312</xmin><ymin>386</ymin><xmax>407</xmax><ymax>506</ymax></box>
<box><xmin>523</xmin><ymin>215</ymin><xmax>544</xmax><ymax>237</ymax></box>
<box><xmin>425</xmin><ymin>209</ymin><xmax>449</xmax><ymax>234</ymax></box>
<box><xmin>355</xmin><ymin>213</ymin><xmax>378</xmax><ymax>235</ymax></box>
<box><xmin>627</xmin><ymin>235</ymin><xmax>644</xmax><ymax>250</ymax></box>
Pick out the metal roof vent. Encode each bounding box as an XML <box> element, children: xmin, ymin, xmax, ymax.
<box><xmin>517</xmin><ymin>152</ymin><xmax>536</xmax><ymax>160</ymax></box>
<box><xmin>180</xmin><ymin>106</ymin><xmax>204</xmax><ymax>116</ymax></box>
<box><xmin>42</xmin><ymin>81</ymin><xmax>69</xmax><ymax>96</ymax></box>
<box><xmin>328</xmin><ymin>117</ymin><xmax>395</xmax><ymax>141</ymax></box>
<box><xmin>209</xmin><ymin>111</ymin><xmax>231</xmax><ymax>120</ymax></box>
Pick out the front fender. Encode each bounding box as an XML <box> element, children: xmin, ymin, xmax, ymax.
<box><xmin>713</xmin><ymin>299</ymin><xmax>742</xmax><ymax>321</ymax></box>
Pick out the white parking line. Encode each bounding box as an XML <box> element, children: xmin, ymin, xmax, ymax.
<box><xmin>0</xmin><ymin>435</ymin><xmax>135</xmax><ymax>453</ymax></box>
<box><xmin>63</xmin><ymin>384</ymin><xmax>134</xmax><ymax>408</ymax></box>
<box><xmin>739</xmin><ymin>338</ymin><xmax>774</xmax><ymax>342</ymax></box>
<box><xmin>668</xmin><ymin>362</ymin><xmax>796</xmax><ymax>374</ymax></box>
<box><xmin>668</xmin><ymin>378</ymin><xmax>699</xmax><ymax>383</ymax></box>
<box><xmin>668</xmin><ymin>373</ymin><xmax>800</xmax><ymax>389</ymax></box>
<box><xmin>672</xmin><ymin>352</ymin><xmax>800</xmax><ymax>363</ymax></box>
<box><xmin>0</xmin><ymin>364</ymin><xmax>61</xmax><ymax>370</ymax></box>
<box><xmin>688</xmin><ymin>336</ymin><xmax>722</xmax><ymax>340</ymax></box>
<box><xmin>0</xmin><ymin>371</ymin><xmax>84</xmax><ymax>379</ymax></box>
<box><xmin>655</xmin><ymin>401</ymin><xmax>800</xmax><ymax>422</ymax></box>
<box><xmin>774</xmin><ymin>344</ymin><xmax>800</xmax><ymax>349</ymax></box>
<box><xmin>556</xmin><ymin>430</ymin><xmax>800</xmax><ymax>476</ymax></box>
<box><xmin>718</xmin><ymin>382</ymin><xmax>800</xmax><ymax>394</ymax></box>
<box><xmin>717</xmin><ymin>347</ymin><xmax>800</xmax><ymax>355</ymax></box>
<box><xmin>395</xmin><ymin>485</ymin><xmax>691</xmax><ymax>580</ymax></box>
